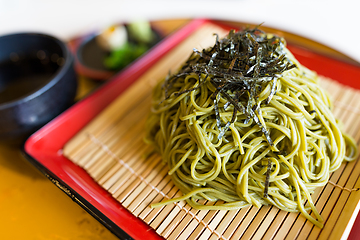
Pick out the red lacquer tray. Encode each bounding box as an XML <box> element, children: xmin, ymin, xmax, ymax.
<box><xmin>23</xmin><ymin>19</ymin><xmax>360</xmax><ymax>240</ymax></box>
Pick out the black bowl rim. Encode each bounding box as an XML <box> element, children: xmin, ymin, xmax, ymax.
<box><xmin>0</xmin><ymin>32</ymin><xmax>73</xmax><ymax>109</ymax></box>
<box><xmin>76</xmin><ymin>33</ymin><xmax>110</xmax><ymax>71</ymax></box>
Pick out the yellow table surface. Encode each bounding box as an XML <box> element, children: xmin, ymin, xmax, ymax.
<box><xmin>0</xmin><ymin>19</ymin><xmax>355</xmax><ymax>240</ymax></box>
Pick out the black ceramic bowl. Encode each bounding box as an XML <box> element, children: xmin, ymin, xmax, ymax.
<box><xmin>0</xmin><ymin>33</ymin><xmax>77</xmax><ymax>145</ymax></box>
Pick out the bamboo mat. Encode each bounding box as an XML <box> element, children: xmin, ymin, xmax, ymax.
<box><xmin>63</xmin><ymin>22</ymin><xmax>360</xmax><ymax>240</ymax></box>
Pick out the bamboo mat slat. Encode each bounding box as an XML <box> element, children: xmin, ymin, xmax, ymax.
<box><xmin>63</xmin><ymin>22</ymin><xmax>360</xmax><ymax>240</ymax></box>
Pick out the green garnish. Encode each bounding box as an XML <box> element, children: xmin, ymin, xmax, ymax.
<box><xmin>104</xmin><ymin>42</ymin><xmax>148</xmax><ymax>70</ymax></box>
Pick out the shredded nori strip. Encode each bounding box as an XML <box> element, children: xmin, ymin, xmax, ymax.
<box><xmin>163</xmin><ymin>26</ymin><xmax>297</xmax><ymax>146</ymax></box>
<box><xmin>264</xmin><ymin>158</ymin><xmax>272</xmax><ymax>198</ymax></box>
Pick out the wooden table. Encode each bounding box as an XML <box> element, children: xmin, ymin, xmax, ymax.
<box><xmin>0</xmin><ymin>19</ymin><xmax>357</xmax><ymax>240</ymax></box>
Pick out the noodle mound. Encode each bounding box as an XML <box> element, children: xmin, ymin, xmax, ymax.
<box><xmin>145</xmin><ymin>28</ymin><xmax>357</xmax><ymax>228</ymax></box>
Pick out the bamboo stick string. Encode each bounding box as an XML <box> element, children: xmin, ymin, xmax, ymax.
<box><xmin>62</xmin><ymin>22</ymin><xmax>360</xmax><ymax>239</ymax></box>
<box><xmin>204</xmin><ymin>211</ymin><xmax>243</xmax><ymax>239</ymax></box>
<box><xmin>132</xmin><ymin>178</ymin><xmax>172</xmax><ymax>215</ymax></box>
<box><xmin>97</xmin><ymin>138</ymin><xmax>145</xmax><ymax>186</ymax></box>
<box><xmin>98</xmin><ymin>135</ymin><xmax>150</xmax><ymax>187</ymax></box>
<box><xmin>126</xmin><ymin>167</ymin><xmax>169</xmax><ymax>212</ymax></box>
<box><xmin>120</xmin><ymin>162</ymin><xmax>166</xmax><ymax>206</ymax></box>
<box><xmin>170</xmin><ymin>203</ymin><xmax>224</xmax><ymax>240</ymax></box>
<box><xmin>327</xmin><ymin>181</ymin><xmax>360</xmax><ymax>193</ymax></box>
<box><xmin>147</xmin><ymin>191</ymin><xmax>184</xmax><ymax>227</ymax></box>
<box><xmin>136</xmin><ymin>177</ymin><xmax>175</xmax><ymax>219</ymax></box>
<box><xmin>172</xmin><ymin>201</ymin><xmax>222</xmax><ymax>240</ymax></box>
<box><xmin>89</xmin><ymin>134</ymin><xmax>155</xmax><ymax>195</ymax></box>
<box><xmin>159</xmin><ymin>201</ymin><xmax>208</xmax><ymax>239</ymax></box>
<box><xmin>143</xmin><ymin>193</ymin><xmax>182</xmax><ymax>228</ymax></box>
<box><xmin>89</xmin><ymin>131</ymin><xmax>145</xmax><ymax>181</ymax></box>
<box><xmin>109</xmin><ymin>150</ymin><xmax>158</xmax><ymax>197</ymax></box>
<box><xmin>185</xmin><ymin>204</ymin><xmax>223</xmax><ymax>240</ymax></box>
<box><xmin>159</xmin><ymin>201</ymin><xmax>209</xmax><ymax>238</ymax></box>
<box><xmin>155</xmin><ymin>203</ymin><xmax>193</xmax><ymax>237</ymax></box>
<box><xmin>176</xmin><ymin>212</ymin><xmax>217</xmax><ymax>240</ymax></box>
<box><xmin>121</xmin><ymin>159</ymin><xmax>169</xmax><ymax>208</ymax></box>
<box><xmin>167</xmin><ymin>200</ymin><xmax>226</xmax><ymax>240</ymax></box>
<box><xmin>207</xmin><ymin>207</ymin><xmax>244</xmax><ymax>240</ymax></box>
<box><xmin>113</xmin><ymin>154</ymin><xmax>161</xmax><ymax>201</ymax></box>
<box><xmin>327</xmin><ymin>164</ymin><xmax>360</xmax><ymax>210</ymax></box>
<box><xmin>104</xmin><ymin>142</ymin><xmax>156</xmax><ymax>192</ymax></box>
<box><xmin>168</xmin><ymin>214</ymin><xmax>198</xmax><ymax>239</ymax></box>
<box><xmin>131</xmin><ymin>175</ymin><xmax>173</xmax><ymax>216</ymax></box>
<box><xmin>160</xmin><ymin>204</ymin><xmax>194</xmax><ymax>239</ymax></box>
<box><xmin>106</xmin><ymin>143</ymin><xmax>153</xmax><ymax>190</ymax></box>
<box><xmin>162</xmin><ymin>207</ymin><xmax>200</xmax><ymax>239</ymax></box>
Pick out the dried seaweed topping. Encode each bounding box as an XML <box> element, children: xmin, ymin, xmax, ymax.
<box><xmin>164</xmin><ymin>26</ymin><xmax>297</xmax><ymax>146</ymax></box>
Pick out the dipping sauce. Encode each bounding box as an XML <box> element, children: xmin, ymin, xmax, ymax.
<box><xmin>0</xmin><ymin>52</ymin><xmax>61</xmax><ymax>104</ymax></box>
